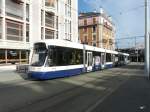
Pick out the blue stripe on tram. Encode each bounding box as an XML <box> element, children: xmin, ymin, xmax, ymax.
<box><xmin>105</xmin><ymin>64</ymin><xmax>113</xmax><ymax>69</ymax></box>
<box><xmin>29</xmin><ymin>68</ymin><xmax>84</xmax><ymax>80</ymax></box>
<box><xmin>92</xmin><ymin>65</ymin><xmax>101</xmax><ymax>71</ymax></box>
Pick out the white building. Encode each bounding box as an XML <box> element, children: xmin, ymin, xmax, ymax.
<box><xmin>0</xmin><ymin>0</ymin><xmax>78</xmax><ymax>64</ymax></box>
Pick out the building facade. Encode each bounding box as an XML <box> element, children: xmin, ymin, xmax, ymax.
<box><xmin>79</xmin><ymin>8</ymin><xmax>115</xmax><ymax>50</ymax></box>
<box><xmin>0</xmin><ymin>0</ymin><xmax>78</xmax><ymax>65</ymax></box>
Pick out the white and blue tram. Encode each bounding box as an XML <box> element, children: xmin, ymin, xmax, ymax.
<box><xmin>28</xmin><ymin>39</ymin><xmax>129</xmax><ymax>80</ymax></box>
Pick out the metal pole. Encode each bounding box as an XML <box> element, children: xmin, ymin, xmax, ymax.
<box><xmin>136</xmin><ymin>48</ymin><xmax>139</xmax><ymax>63</ymax></box>
<box><xmin>135</xmin><ymin>37</ymin><xmax>138</xmax><ymax>62</ymax></box>
<box><xmin>145</xmin><ymin>0</ymin><xmax>150</xmax><ymax>78</ymax></box>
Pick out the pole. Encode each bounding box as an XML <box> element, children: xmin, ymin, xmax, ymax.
<box><xmin>137</xmin><ymin>48</ymin><xmax>138</xmax><ymax>62</ymax></box>
<box><xmin>135</xmin><ymin>37</ymin><xmax>138</xmax><ymax>62</ymax></box>
<box><xmin>145</xmin><ymin>0</ymin><xmax>150</xmax><ymax>78</ymax></box>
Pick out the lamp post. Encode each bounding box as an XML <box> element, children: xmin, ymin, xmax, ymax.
<box><xmin>145</xmin><ymin>0</ymin><xmax>150</xmax><ymax>78</ymax></box>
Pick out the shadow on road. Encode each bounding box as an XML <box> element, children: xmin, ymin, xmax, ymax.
<box><xmin>121</xmin><ymin>62</ymin><xmax>144</xmax><ymax>70</ymax></box>
<box><xmin>0</xmin><ymin>63</ymin><xmax>149</xmax><ymax>112</ymax></box>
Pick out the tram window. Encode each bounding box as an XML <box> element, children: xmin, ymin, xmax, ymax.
<box><xmin>115</xmin><ymin>55</ymin><xmax>119</xmax><ymax>62</ymax></box>
<box><xmin>47</xmin><ymin>46</ymin><xmax>83</xmax><ymax>66</ymax></box>
<box><xmin>119</xmin><ymin>55</ymin><xmax>124</xmax><ymax>61</ymax></box>
<box><xmin>106</xmin><ymin>53</ymin><xmax>112</xmax><ymax>62</ymax></box>
<box><xmin>93</xmin><ymin>51</ymin><xmax>101</xmax><ymax>57</ymax></box>
<box><xmin>101</xmin><ymin>53</ymin><xmax>105</xmax><ymax>64</ymax></box>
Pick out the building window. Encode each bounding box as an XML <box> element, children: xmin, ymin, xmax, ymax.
<box><xmin>69</xmin><ymin>21</ymin><xmax>71</xmax><ymax>34</ymax></box>
<box><xmin>93</xmin><ymin>18</ymin><xmax>96</xmax><ymax>24</ymax></box>
<box><xmin>83</xmin><ymin>28</ymin><xmax>87</xmax><ymax>33</ymax></box>
<box><xmin>0</xmin><ymin>49</ymin><xmax>29</xmax><ymax>64</ymax></box>
<box><xmin>7</xmin><ymin>49</ymin><xmax>19</xmax><ymax>63</ymax></box>
<box><xmin>45</xmin><ymin>12</ymin><xmax>55</xmax><ymax>28</ymax></box>
<box><xmin>56</xmin><ymin>16</ymin><xmax>58</xmax><ymax>29</ymax></box>
<box><xmin>0</xmin><ymin>49</ymin><xmax>6</xmax><ymax>64</ymax></box>
<box><xmin>45</xmin><ymin>28</ymin><xmax>54</xmax><ymax>39</ymax></box>
<box><xmin>0</xmin><ymin>0</ymin><xmax>2</xmax><ymax>14</ymax></box>
<box><xmin>65</xmin><ymin>19</ymin><xmax>67</xmax><ymax>33</ymax></box>
<box><xmin>26</xmin><ymin>4</ymin><xmax>29</xmax><ymax>22</ymax></box>
<box><xmin>93</xmin><ymin>42</ymin><xmax>96</xmax><ymax>47</ymax></box>
<box><xmin>0</xmin><ymin>18</ymin><xmax>2</xmax><ymax>39</ymax></box>
<box><xmin>109</xmin><ymin>39</ymin><xmax>113</xmax><ymax>45</ymax></box>
<box><xmin>41</xmin><ymin>27</ymin><xmax>44</xmax><ymax>40</ymax></box>
<box><xmin>45</xmin><ymin>0</ymin><xmax>55</xmax><ymax>8</ymax></box>
<box><xmin>102</xmin><ymin>39</ymin><xmax>107</xmax><ymax>43</ymax></box>
<box><xmin>21</xmin><ymin>50</ymin><xmax>29</xmax><ymax>64</ymax></box>
<box><xmin>56</xmin><ymin>31</ymin><xmax>58</xmax><ymax>39</ymax></box>
<box><xmin>65</xmin><ymin>0</ymin><xmax>71</xmax><ymax>17</ymax></box>
<box><xmin>65</xmin><ymin>20</ymin><xmax>71</xmax><ymax>41</ymax></box>
<box><xmin>84</xmin><ymin>19</ymin><xmax>87</xmax><ymax>25</ymax></box>
<box><xmin>7</xmin><ymin>49</ymin><xmax>20</xmax><ymax>64</ymax></box>
<box><xmin>93</xmin><ymin>26</ymin><xmax>96</xmax><ymax>32</ymax></box>
<box><xmin>6</xmin><ymin>19</ymin><xmax>23</xmax><ymax>41</ymax></box>
<box><xmin>41</xmin><ymin>10</ymin><xmax>44</xmax><ymax>26</ymax></box>
<box><xmin>93</xmin><ymin>35</ymin><xmax>96</xmax><ymax>41</ymax></box>
<box><xmin>84</xmin><ymin>36</ymin><xmax>88</xmax><ymax>44</ymax></box>
<box><xmin>67</xmin><ymin>0</ymin><xmax>71</xmax><ymax>5</ymax></box>
<box><xmin>5</xmin><ymin>0</ymin><xmax>24</xmax><ymax>20</ymax></box>
<box><xmin>26</xmin><ymin>24</ymin><xmax>29</xmax><ymax>42</ymax></box>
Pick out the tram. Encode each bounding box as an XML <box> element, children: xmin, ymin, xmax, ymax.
<box><xmin>28</xmin><ymin>39</ymin><xmax>129</xmax><ymax>80</ymax></box>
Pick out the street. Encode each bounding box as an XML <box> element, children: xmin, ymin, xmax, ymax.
<box><xmin>0</xmin><ymin>63</ymin><xmax>149</xmax><ymax>112</ymax></box>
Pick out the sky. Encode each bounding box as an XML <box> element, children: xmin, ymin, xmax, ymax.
<box><xmin>78</xmin><ymin>0</ymin><xmax>150</xmax><ymax>48</ymax></box>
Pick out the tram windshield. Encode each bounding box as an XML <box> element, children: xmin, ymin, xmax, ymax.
<box><xmin>31</xmin><ymin>43</ymin><xmax>47</xmax><ymax>67</ymax></box>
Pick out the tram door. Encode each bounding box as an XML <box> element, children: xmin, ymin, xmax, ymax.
<box><xmin>87</xmin><ymin>52</ymin><xmax>93</xmax><ymax>72</ymax></box>
<box><xmin>101</xmin><ymin>53</ymin><xmax>105</xmax><ymax>69</ymax></box>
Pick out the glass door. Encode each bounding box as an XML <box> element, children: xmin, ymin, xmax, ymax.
<box><xmin>87</xmin><ymin>52</ymin><xmax>93</xmax><ymax>72</ymax></box>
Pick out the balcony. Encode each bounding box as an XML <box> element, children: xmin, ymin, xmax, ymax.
<box><xmin>79</xmin><ymin>19</ymin><xmax>99</xmax><ymax>27</ymax></box>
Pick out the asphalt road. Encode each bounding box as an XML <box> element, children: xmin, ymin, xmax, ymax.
<box><xmin>0</xmin><ymin>63</ymin><xmax>148</xmax><ymax>112</ymax></box>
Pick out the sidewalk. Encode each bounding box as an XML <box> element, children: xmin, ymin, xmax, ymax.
<box><xmin>0</xmin><ymin>65</ymin><xmax>16</xmax><ymax>72</ymax></box>
<box><xmin>92</xmin><ymin>63</ymin><xmax>150</xmax><ymax>112</ymax></box>
<box><xmin>0</xmin><ymin>64</ymin><xmax>27</xmax><ymax>83</ymax></box>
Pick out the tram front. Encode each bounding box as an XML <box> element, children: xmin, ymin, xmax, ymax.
<box><xmin>28</xmin><ymin>42</ymin><xmax>48</xmax><ymax>79</ymax></box>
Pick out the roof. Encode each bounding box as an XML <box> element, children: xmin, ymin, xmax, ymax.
<box><xmin>79</xmin><ymin>12</ymin><xmax>100</xmax><ymax>18</ymax></box>
<box><xmin>79</xmin><ymin>12</ymin><xmax>114</xmax><ymax>25</ymax></box>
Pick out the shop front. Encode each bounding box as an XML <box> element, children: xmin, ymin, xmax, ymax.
<box><xmin>0</xmin><ymin>49</ymin><xmax>29</xmax><ymax>65</ymax></box>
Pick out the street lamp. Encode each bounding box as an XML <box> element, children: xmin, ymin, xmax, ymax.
<box><xmin>145</xmin><ymin>0</ymin><xmax>150</xmax><ymax>78</ymax></box>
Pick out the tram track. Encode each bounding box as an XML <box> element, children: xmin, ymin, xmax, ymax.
<box><xmin>8</xmin><ymin>68</ymin><xmax>129</xmax><ymax>112</ymax></box>
<box><xmin>0</xmin><ymin>67</ymin><xmax>123</xmax><ymax>90</ymax></box>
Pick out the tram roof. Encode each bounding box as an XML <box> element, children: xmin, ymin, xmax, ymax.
<box><xmin>119</xmin><ymin>52</ymin><xmax>129</xmax><ymax>56</ymax></box>
<box><xmin>40</xmin><ymin>39</ymin><xmax>84</xmax><ymax>49</ymax></box>
<box><xmin>33</xmin><ymin>39</ymin><xmax>128</xmax><ymax>55</ymax></box>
